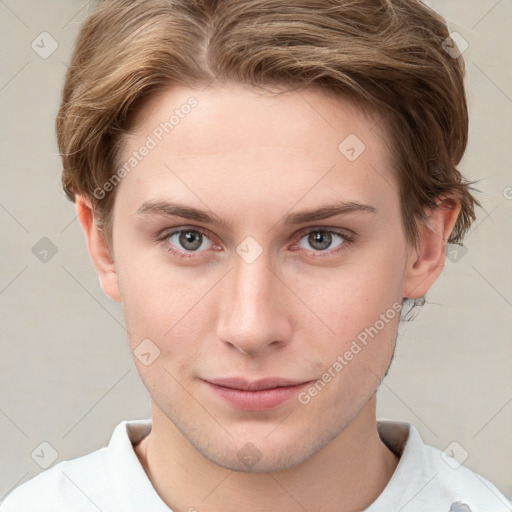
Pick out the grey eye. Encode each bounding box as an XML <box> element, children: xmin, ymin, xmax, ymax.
<box><xmin>299</xmin><ymin>230</ymin><xmax>345</xmax><ymax>251</ymax></box>
<box><xmin>169</xmin><ymin>230</ymin><xmax>213</xmax><ymax>252</ymax></box>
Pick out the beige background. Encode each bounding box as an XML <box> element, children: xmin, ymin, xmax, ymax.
<box><xmin>0</xmin><ymin>0</ymin><xmax>511</xmax><ymax>503</ymax></box>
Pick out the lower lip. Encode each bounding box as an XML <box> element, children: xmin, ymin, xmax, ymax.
<box><xmin>204</xmin><ymin>381</ymin><xmax>311</xmax><ymax>411</ymax></box>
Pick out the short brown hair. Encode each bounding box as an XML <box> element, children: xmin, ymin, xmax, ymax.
<box><xmin>56</xmin><ymin>0</ymin><xmax>479</xmax><ymax>247</ymax></box>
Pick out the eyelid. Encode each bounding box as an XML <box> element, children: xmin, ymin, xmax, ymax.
<box><xmin>157</xmin><ymin>225</ymin><xmax>355</xmax><ymax>258</ymax></box>
<box><xmin>156</xmin><ymin>225</ymin><xmax>218</xmax><ymax>253</ymax></box>
<box><xmin>289</xmin><ymin>226</ymin><xmax>354</xmax><ymax>259</ymax></box>
<box><xmin>157</xmin><ymin>225</ymin><xmax>216</xmax><ymax>243</ymax></box>
<box><xmin>292</xmin><ymin>225</ymin><xmax>355</xmax><ymax>242</ymax></box>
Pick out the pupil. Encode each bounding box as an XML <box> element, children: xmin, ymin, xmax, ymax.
<box><xmin>309</xmin><ymin>231</ymin><xmax>331</xmax><ymax>250</ymax></box>
<box><xmin>180</xmin><ymin>231</ymin><xmax>201</xmax><ymax>250</ymax></box>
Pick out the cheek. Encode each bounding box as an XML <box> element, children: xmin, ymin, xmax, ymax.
<box><xmin>116</xmin><ymin>257</ymin><xmax>175</xmax><ymax>345</ymax></box>
<box><xmin>304</xmin><ymin>297</ymin><xmax>400</xmax><ymax>414</ymax></box>
<box><xmin>116</xmin><ymin>254</ymin><xmax>212</xmax><ymax>367</ymax></box>
<box><xmin>287</xmin><ymin>246</ymin><xmax>405</xmax><ymax>378</ymax></box>
<box><xmin>118</xmin><ymin>263</ymin><xmax>206</xmax><ymax>399</ymax></box>
<box><xmin>291</xmin><ymin>251</ymin><xmax>405</xmax><ymax>335</ymax></box>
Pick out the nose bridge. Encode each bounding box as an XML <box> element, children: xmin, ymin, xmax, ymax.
<box><xmin>232</xmin><ymin>251</ymin><xmax>272</xmax><ymax>312</ymax></box>
<box><xmin>216</xmin><ymin>248</ymin><xmax>288</xmax><ymax>354</ymax></box>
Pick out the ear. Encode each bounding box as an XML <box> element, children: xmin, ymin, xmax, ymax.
<box><xmin>403</xmin><ymin>196</ymin><xmax>461</xmax><ymax>299</ymax></box>
<box><xmin>75</xmin><ymin>195</ymin><xmax>121</xmax><ymax>302</ymax></box>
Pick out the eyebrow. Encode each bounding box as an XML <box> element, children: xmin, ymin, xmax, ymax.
<box><xmin>136</xmin><ymin>200</ymin><xmax>377</xmax><ymax>230</ymax></box>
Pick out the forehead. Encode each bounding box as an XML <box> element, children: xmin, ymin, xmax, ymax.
<box><xmin>127</xmin><ymin>84</ymin><xmax>385</xmax><ymax>156</ymax></box>
<box><xmin>115</xmin><ymin>84</ymin><xmax>398</xmax><ymax>219</ymax></box>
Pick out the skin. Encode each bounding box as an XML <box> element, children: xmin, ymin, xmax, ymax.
<box><xmin>77</xmin><ymin>84</ymin><xmax>460</xmax><ymax>512</ymax></box>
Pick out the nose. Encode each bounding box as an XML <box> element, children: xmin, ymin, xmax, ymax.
<box><xmin>215</xmin><ymin>252</ymin><xmax>292</xmax><ymax>355</ymax></box>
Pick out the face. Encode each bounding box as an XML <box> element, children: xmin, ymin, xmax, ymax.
<box><xmin>105</xmin><ymin>84</ymin><xmax>414</xmax><ymax>471</ymax></box>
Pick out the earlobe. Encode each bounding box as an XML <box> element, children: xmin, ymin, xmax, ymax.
<box><xmin>403</xmin><ymin>196</ymin><xmax>461</xmax><ymax>299</ymax></box>
<box><xmin>75</xmin><ymin>195</ymin><xmax>121</xmax><ymax>302</ymax></box>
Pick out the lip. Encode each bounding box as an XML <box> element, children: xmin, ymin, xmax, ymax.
<box><xmin>202</xmin><ymin>377</ymin><xmax>313</xmax><ymax>411</ymax></box>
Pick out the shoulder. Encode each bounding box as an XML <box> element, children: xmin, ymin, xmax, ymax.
<box><xmin>422</xmin><ymin>441</ymin><xmax>511</xmax><ymax>511</ymax></box>
<box><xmin>373</xmin><ymin>420</ymin><xmax>511</xmax><ymax>512</ymax></box>
<box><xmin>0</xmin><ymin>419</ymin><xmax>153</xmax><ymax>512</ymax></box>
<box><xmin>0</xmin><ymin>447</ymin><xmax>111</xmax><ymax>511</ymax></box>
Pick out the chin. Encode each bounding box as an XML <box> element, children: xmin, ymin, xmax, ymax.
<box><xmin>183</xmin><ymin>415</ymin><xmax>343</xmax><ymax>473</ymax></box>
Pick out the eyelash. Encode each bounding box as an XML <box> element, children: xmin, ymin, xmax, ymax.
<box><xmin>157</xmin><ymin>226</ymin><xmax>354</xmax><ymax>260</ymax></box>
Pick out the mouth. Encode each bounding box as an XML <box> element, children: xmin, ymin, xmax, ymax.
<box><xmin>201</xmin><ymin>377</ymin><xmax>313</xmax><ymax>411</ymax></box>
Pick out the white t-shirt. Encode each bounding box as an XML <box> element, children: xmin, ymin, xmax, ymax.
<box><xmin>1</xmin><ymin>418</ymin><xmax>510</xmax><ymax>511</ymax></box>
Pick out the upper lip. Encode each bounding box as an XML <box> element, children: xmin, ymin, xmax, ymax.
<box><xmin>204</xmin><ymin>377</ymin><xmax>311</xmax><ymax>391</ymax></box>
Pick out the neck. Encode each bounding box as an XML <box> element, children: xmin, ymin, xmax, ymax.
<box><xmin>134</xmin><ymin>395</ymin><xmax>399</xmax><ymax>512</ymax></box>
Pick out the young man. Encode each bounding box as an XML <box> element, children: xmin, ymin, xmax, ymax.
<box><xmin>1</xmin><ymin>0</ymin><xmax>510</xmax><ymax>511</ymax></box>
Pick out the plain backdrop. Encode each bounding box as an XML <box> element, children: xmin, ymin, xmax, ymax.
<box><xmin>0</xmin><ymin>0</ymin><xmax>511</xmax><ymax>503</ymax></box>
